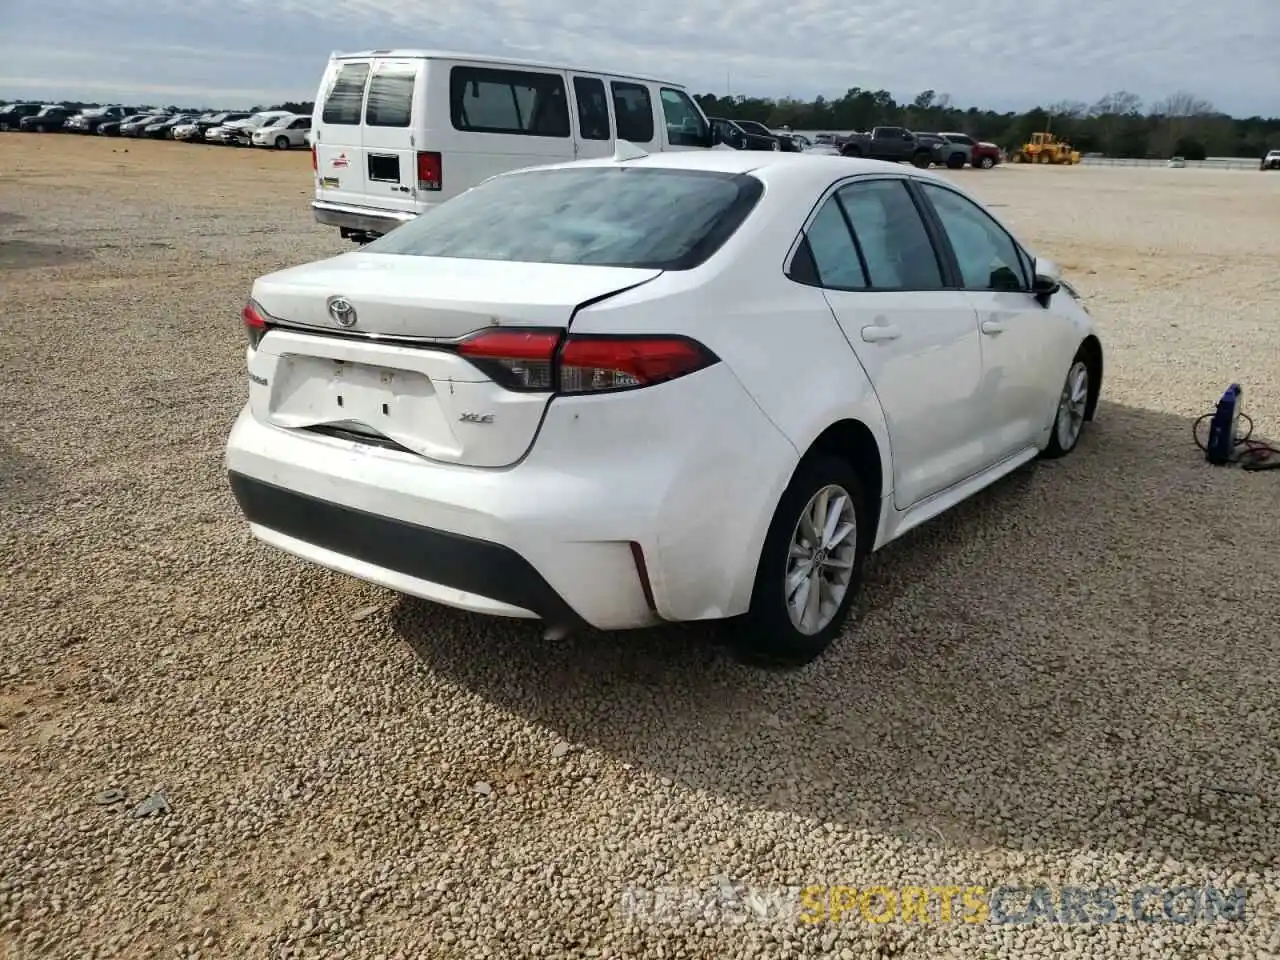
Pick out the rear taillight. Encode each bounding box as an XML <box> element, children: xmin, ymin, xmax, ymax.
<box><xmin>416</xmin><ymin>150</ymin><xmax>441</xmax><ymax>191</ymax></box>
<box><xmin>310</xmin><ymin>144</ymin><xmax>317</xmax><ymax>171</ymax></box>
<box><xmin>457</xmin><ymin>329</ymin><xmax>718</xmax><ymax>394</ymax></box>
<box><xmin>242</xmin><ymin>299</ymin><xmax>272</xmax><ymax>349</ymax></box>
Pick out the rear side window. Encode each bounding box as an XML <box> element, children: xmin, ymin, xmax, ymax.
<box><xmin>660</xmin><ymin>88</ymin><xmax>708</xmax><ymax>147</ymax></box>
<box><xmin>365</xmin><ymin>167</ymin><xmax>763</xmax><ymax>270</ymax></box>
<box><xmin>610</xmin><ymin>82</ymin><xmax>654</xmax><ymax>143</ymax></box>
<box><xmin>365</xmin><ymin>64</ymin><xmax>416</xmax><ymax>127</ymax></box>
<box><xmin>836</xmin><ymin>180</ymin><xmax>944</xmax><ymax>290</ymax></box>
<box><xmin>573</xmin><ymin>77</ymin><xmax>611</xmax><ymax>141</ymax></box>
<box><xmin>322</xmin><ymin>63</ymin><xmax>370</xmax><ymax>125</ymax></box>
<box><xmin>801</xmin><ymin>198</ymin><xmax>867</xmax><ymax>290</ymax></box>
<box><xmin>450</xmin><ymin>66</ymin><xmax>570</xmax><ymax>137</ymax></box>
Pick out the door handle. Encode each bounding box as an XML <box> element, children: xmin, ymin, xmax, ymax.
<box><xmin>981</xmin><ymin>320</ymin><xmax>1005</xmax><ymax>335</ymax></box>
<box><xmin>860</xmin><ymin>324</ymin><xmax>902</xmax><ymax>343</ymax></box>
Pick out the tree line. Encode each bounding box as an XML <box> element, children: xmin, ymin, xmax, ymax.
<box><xmin>694</xmin><ymin>89</ymin><xmax>1279</xmax><ymax>159</ymax></box>
<box><xmin>20</xmin><ymin>89</ymin><xmax>1279</xmax><ymax>159</ymax></box>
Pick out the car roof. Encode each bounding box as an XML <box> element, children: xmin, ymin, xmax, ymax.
<box><xmin>533</xmin><ymin>148</ymin><xmax>954</xmax><ymax>182</ymax></box>
<box><xmin>328</xmin><ymin>49</ymin><xmax>685</xmax><ymax>88</ymax></box>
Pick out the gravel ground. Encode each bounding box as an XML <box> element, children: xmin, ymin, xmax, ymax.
<box><xmin>2</xmin><ymin>135</ymin><xmax>1279</xmax><ymax>959</ymax></box>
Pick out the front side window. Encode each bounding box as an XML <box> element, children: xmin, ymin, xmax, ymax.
<box><xmin>365</xmin><ymin>64</ymin><xmax>416</xmax><ymax>127</ymax></box>
<box><xmin>918</xmin><ymin>182</ymin><xmax>1027</xmax><ymax>291</ymax></box>
<box><xmin>366</xmin><ymin>167</ymin><xmax>762</xmax><ymax>270</ymax></box>
<box><xmin>321</xmin><ymin>63</ymin><xmax>370</xmax><ymax>125</ymax></box>
<box><xmin>573</xmin><ymin>76</ymin><xmax>611</xmax><ymax>141</ymax></box>
<box><xmin>610</xmin><ymin>81</ymin><xmax>654</xmax><ymax>143</ymax></box>
<box><xmin>450</xmin><ymin>66</ymin><xmax>569</xmax><ymax>137</ymax></box>
<box><xmin>836</xmin><ymin>180</ymin><xmax>944</xmax><ymax>290</ymax></box>
<box><xmin>660</xmin><ymin>88</ymin><xmax>708</xmax><ymax>147</ymax></box>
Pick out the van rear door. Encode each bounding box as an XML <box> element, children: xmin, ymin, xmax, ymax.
<box><xmin>360</xmin><ymin>59</ymin><xmax>423</xmax><ymax>219</ymax></box>
<box><xmin>314</xmin><ymin>58</ymin><xmax>372</xmax><ymax>208</ymax></box>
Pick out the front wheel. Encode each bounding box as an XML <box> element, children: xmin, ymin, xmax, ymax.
<box><xmin>274</xmin><ymin>136</ymin><xmax>290</xmax><ymax>150</ymax></box>
<box><xmin>1042</xmin><ymin>357</ymin><xmax>1090</xmax><ymax>459</ymax></box>
<box><xmin>977</xmin><ymin>156</ymin><xmax>996</xmax><ymax>169</ymax></box>
<box><xmin>911</xmin><ymin>150</ymin><xmax>932</xmax><ymax>168</ymax></box>
<box><xmin>733</xmin><ymin>456</ymin><xmax>869</xmax><ymax>667</ymax></box>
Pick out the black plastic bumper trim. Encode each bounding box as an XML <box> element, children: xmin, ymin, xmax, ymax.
<box><xmin>227</xmin><ymin>471</ymin><xmax>582</xmax><ymax>626</ymax></box>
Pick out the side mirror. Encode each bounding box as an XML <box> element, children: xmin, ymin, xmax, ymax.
<box><xmin>1032</xmin><ymin>257</ymin><xmax>1062</xmax><ymax>306</ymax></box>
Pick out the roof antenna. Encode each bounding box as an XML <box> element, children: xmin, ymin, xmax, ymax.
<box><xmin>613</xmin><ymin>139</ymin><xmax>648</xmax><ymax>162</ymax></box>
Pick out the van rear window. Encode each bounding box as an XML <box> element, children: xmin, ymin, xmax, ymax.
<box><xmin>364</xmin><ymin>166</ymin><xmax>763</xmax><ymax>271</ymax></box>
<box><xmin>365</xmin><ymin>65</ymin><xmax>415</xmax><ymax>127</ymax></box>
<box><xmin>449</xmin><ymin>66</ymin><xmax>570</xmax><ymax>138</ymax></box>
<box><xmin>322</xmin><ymin>63</ymin><xmax>370</xmax><ymax>125</ymax></box>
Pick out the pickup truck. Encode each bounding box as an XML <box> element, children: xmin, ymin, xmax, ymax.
<box><xmin>839</xmin><ymin>126</ymin><xmax>934</xmax><ymax>167</ymax></box>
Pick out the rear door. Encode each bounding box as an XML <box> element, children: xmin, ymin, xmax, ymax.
<box><xmin>568</xmin><ymin>74</ymin><xmax>614</xmax><ymax>159</ymax></box>
<box><xmin>361</xmin><ymin>58</ymin><xmax>422</xmax><ymax>218</ymax></box>
<box><xmin>315</xmin><ymin>58</ymin><xmax>372</xmax><ymax>207</ymax></box>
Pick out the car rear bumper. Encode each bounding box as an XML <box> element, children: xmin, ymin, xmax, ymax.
<box><xmin>223</xmin><ymin>361</ymin><xmax>796</xmax><ymax>630</ymax></box>
<box><xmin>312</xmin><ymin>200</ymin><xmax>418</xmax><ymax>236</ymax></box>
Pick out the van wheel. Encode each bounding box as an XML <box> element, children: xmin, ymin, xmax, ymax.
<box><xmin>733</xmin><ymin>456</ymin><xmax>869</xmax><ymax>668</ymax></box>
<box><xmin>274</xmin><ymin>136</ymin><xmax>290</xmax><ymax>150</ymax></box>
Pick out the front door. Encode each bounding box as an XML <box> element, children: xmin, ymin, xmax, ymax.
<box><xmin>569</xmin><ymin>75</ymin><xmax>614</xmax><ymax>159</ymax></box>
<box><xmin>806</xmin><ymin>177</ymin><xmax>987</xmax><ymax>508</ymax></box>
<box><xmin>915</xmin><ymin>181</ymin><xmax>1074</xmax><ymax>460</ymax></box>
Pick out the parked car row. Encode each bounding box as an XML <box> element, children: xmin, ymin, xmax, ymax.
<box><xmin>0</xmin><ymin>102</ymin><xmax>311</xmax><ymax>149</ymax></box>
<box><xmin>705</xmin><ymin>121</ymin><xmax>1002</xmax><ymax>169</ymax></box>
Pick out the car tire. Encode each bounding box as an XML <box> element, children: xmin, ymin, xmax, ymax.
<box><xmin>733</xmin><ymin>455</ymin><xmax>870</xmax><ymax>668</ymax></box>
<box><xmin>1041</xmin><ymin>355</ymin><xmax>1092</xmax><ymax>459</ymax></box>
<box><xmin>35</xmin><ymin>124</ymin><xmax>46</xmax><ymax>133</ymax></box>
<box><xmin>911</xmin><ymin>150</ymin><xmax>932</xmax><ymax>168</ymax></box>
<box><xmin>977</xmin><ymin>156</ymin><xmax>996</xmax><ymax>169</ymax></box>
<box><xmin>275</xmin><ymin>135</ymin><xmax>290</xmax><ymax>150</ymax></box>
<box><xmin>0</xmin><ymin>123</ymin><xmax>8</xmax><ymax>132</ymax></box>
<box><xmin>946</xmin><ymin>152</ymin><xmax>965</xmax><ymax>169</ymax></box>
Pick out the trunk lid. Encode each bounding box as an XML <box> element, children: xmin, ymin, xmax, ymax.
<box><xmin>247</xmin><ymin>255</ymin><xmax>661</xmax><ymax>467</ymax></box>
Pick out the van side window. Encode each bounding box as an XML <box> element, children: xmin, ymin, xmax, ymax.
<box><xmin>660</xmin><ymin>88</ymin><xmax>708</xmax><ymax>147</ymax></box>
<box><xmin>321</xmin><ymin>63</ymin><xmax>370</xmax><ymax>125</ymax></box>
<box><xmin>450</xmin><ymin>67</ymin><xmax>570</xmax><ymax>138</ymax></box>
<box><xmin>365</xmin><ymin>64</ymin><xmax>416</xmax><ymax>127</ymax></box>
<box><xmin>610</xmin><ymin>82</ymin><xmax>654</xmax><ymax>143</ymax></box>
<box><xmin>572</xmin><ymin>77</ymin><xmax>611</xmax><ymax>141</ymax></box>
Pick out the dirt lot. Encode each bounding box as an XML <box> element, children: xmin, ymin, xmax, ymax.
<box><xmin>2</xmin><ymin>134</ymin><xmax>1279</xmax><ymax>959</ymax></box>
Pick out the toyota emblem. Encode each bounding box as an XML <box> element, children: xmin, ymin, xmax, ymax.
<box><xmin>327</xmin><ymin>297</ymin><xmax>357</xmax><ymax>328</ymax></box>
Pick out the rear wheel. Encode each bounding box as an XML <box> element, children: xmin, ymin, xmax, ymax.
<box><xmin>911</xmin><ymin>150</ymin><xmax>932</xmax><ymax>168</ymax></box>
<box><xmin>977</xmin><ymin>155</ymin><xmax>996</xmax><ymax>169</ymax></box>
<box><xmin>733</xmin><ymin>456</ymin><xmax>869</xmax><ymax>667</ymax></box>
<box><xmin>946</xmin><ymin>152</ymin><xmax>965</xmax><ymax>169</ymax></box>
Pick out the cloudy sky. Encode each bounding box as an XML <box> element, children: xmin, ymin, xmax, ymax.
<box><xmin>1</xmin><ymin>0</ymin><xmax>1277</xmax><ymax>116</ymax></box>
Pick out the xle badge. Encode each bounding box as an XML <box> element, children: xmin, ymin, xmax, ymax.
<box><xmin>459</xmin><ymin>412</ymin><xmax>494</xmax><ymax>424</ymax></box>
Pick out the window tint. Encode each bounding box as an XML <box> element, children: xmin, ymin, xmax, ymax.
<box><xmin>365</xmin><ymin>64</ymin><xmax>416</xmax><ymax>127</ymax></box>
<box><xmin>573</xmin><ymin>76</ymin><xmax>611</xmax><ymax>141</ymax></box>
<box><xmin>450</xmin><ymin>66</ymin><xmax>570</xmax><ymax>137</ymax></box>
<box><xmin>803</xmin><ymin>197</ymin><xmax>867</xmax><ymax>289</ymax></box>
<box><xmin>365</xmin><ymin>167</ymin><xmax>762</xmax><ymax>270</ymax></box>
<box><xmin>611</xmin><ymin>82</ymin><xmax>654</xmax><ymax>143</ymax></box>
<box><xmin>660</xmin><ymin>88</ymin><xmax>708</xmax><ymax>147</ymax></box>
<box><xmin>321</xmin><ymin>63</ymin><xmax>370</xmax><ymax>125</ymax></box>
<box><xmin>291</xmin><ymin>117</ymin><xmax>311</xmax><ymax>129</ymax></box>
<box><xmin>919</xmin><ymin>182</ymin><xmax>1026</xmax><ymax>291</ymax></box>
<box><xmin>836</xmin><ymin>180</ymin><xmax>943</xmax><ymax>289</ymax></box>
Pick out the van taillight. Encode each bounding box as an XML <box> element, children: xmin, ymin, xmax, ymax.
<box><xmin>416</xmin><ymin>151</ymin><xmax>441</xmax><ymax>191</ymax></box>
<box><xmin>311</xmin><ymin>144</ymin><xmax>317</xmax><ymax>171</ymax></box>
<box><xmin>457</xmin><ymin>329</ymin><xmax>718</xmax><ymax>394</ymax></box>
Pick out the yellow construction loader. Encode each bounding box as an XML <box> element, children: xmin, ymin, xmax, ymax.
<box><xmin>1010</xmin><ymin>132</ymin><xmax>1081</xmax><ymax>165</ymax></box>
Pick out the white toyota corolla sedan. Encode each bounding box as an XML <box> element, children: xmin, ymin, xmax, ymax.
<box><xmin>225</xmin><ymin>149</ymin><xmax>1102</xmax><ymax>666</ymax></box>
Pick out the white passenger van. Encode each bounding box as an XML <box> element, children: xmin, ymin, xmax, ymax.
<box><xmin>309</xmin><ymin>50</ymin><xmax>719</xmax><ymax>242</ymax></box>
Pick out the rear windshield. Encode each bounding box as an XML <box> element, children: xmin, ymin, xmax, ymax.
<box><xmin>365</xmin><ymin>167</ymin><xmax>763</xmax><ymax>270</ymax></box>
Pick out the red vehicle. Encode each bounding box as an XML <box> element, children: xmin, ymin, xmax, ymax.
<box><xmin>939</xmin><ymin>132</ymin><xmax>1003</xmax><ymax>169</ymax></box>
